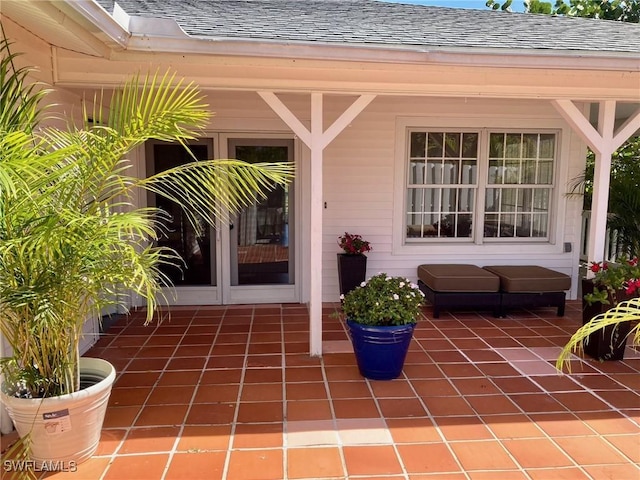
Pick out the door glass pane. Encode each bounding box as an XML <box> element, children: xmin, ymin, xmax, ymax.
<box><xmin>151</xmin><ymin>143</ymin><xmax>214</xmax><ymax>286</ymax></box>
<box><xmin>232</xmin><ymin>144</ymin><xmax>292</xmax><ymax>286</ymax></box>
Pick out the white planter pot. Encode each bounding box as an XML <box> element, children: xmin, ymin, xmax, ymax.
<box><xmin>1</xmin><ymin>357</ymin><xmax>115</xmax><ymax>467</ymax></box>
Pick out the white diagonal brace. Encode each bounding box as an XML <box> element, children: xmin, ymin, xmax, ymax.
<box><xmin>613</xmin><ymin>106</ymin><xmax>640</xmax><ymax>152</ymax></box>
<box><xmin>321</xmin><ymin>95</ymin><xmax>376</xmax><ymax>150</ymax></box>
<box><xmin>258</xmin><ymin>91</ymin><xmax>312</xmax><ymax>147</ymax></box>
<box><xmin>552</xmin><ymin>99</ymin><xmax>605</xmax><ymax>155</ymax></box>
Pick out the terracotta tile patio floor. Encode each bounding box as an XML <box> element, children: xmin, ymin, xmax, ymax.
<box><xmin>3</xmin><ymin>301</ymin><xmax>640</xmax><ymax>480</ymax></box>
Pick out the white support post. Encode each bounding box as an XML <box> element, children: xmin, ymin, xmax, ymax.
<box><xmin>587</xmin><ymin>102</ymin><xmax>616</xmax><ymax>270</ymax></box>
<box><xmin>258</xmin><ymin>91</ymin><xmax>376</xmax><ymax>357</ymax></box>
<box><xmin>309</xmin><ymin>93</ymin><xmax>324</xmax><ymax>357</ymax></box>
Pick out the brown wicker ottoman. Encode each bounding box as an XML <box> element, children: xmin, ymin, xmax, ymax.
<box><xmin>417</xmin><ymin>264</ymin><xmax>501</xmax><ymax>318</ymax></box>
<box><xmin>483</xmin><ymin>265</ymin><xmax>571</xmax><ymax>317</ymax></box>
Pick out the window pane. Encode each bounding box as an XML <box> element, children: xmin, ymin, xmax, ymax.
<box><xmin>537</xmin><ymin>160</ymin><xmax>553</xmax><ymax>184</ymax></box>
<box><xmin>425</xmin><ymin>188</ymin><xmax>441</xmax><ymax>212</ymax></box>
<box><xmin>426</xmin><ymin>160</ymin><xmax>442</xmax><ymax>184</ymax></box>
<box><xmin>539</xmin><ymin>134</ymin><xmax>555</xmax><ymax>158</ymax></box>
<box><xmin>442</xmin><ymin>188</ymin><xmax>458</xmax><ymax>212</ymax></box>
<box><xmin>484</xmin><ymin>213</ymin><xmax>499</xmax><ymax>237</ymax></box>
<box><xmin>409</xmin><ymin>160</ymin><xmax>425</xmax><ymax>184</ymax></box>
<box><xmin>515</xmin><ymin>214</ymin><xmax>531</xmax><ymax>237</ymax></box>
<box><xmin>522</xmin><ymin>134</ymin><xmax>538</xmax><ymax>158</ymax></box>
<box><xmin>424</xmin><ymin>213</ymin><xmax>438</xmax><ymax>236</ymax></box>
<box><xmin>499</xmin><ymin>213</ymin><xmax>515</xmax><ymax>237</ymax></box>
<box><xmin>458</xmin><ymin>188</ymin><xmax>475</xmax><ymax>212</ymax></box>
<box><xmin>485</xmin><ymin>188</ymin><xmax>499</xmax><ymax>212</ymax></box>
<box><xmin>427</xmin><ymin>133</ymin><xmax>444</xmax><ymax>158</ymax></box>
<box><xmin>406</xmin><ymin>213</ymin><xmax>423</xmax><ymax>238</ymax></box>
<box><xmin>501</xmin><ymin>189</ymin><xmax>517</xmax><ymax>212</ymax></box>
<box><xmin>522</xmin><ymin>159</ymin><xmax>537</xmax><ymax>184</ymax></box>
<box><xmin>505</xmin><ymin>134</ymin><xmax>521</xmax><ymax>158</ymax></box>
<box><xmin>444</xmin><ymin>133</ymin><xmax>461</xmax><ymax>158</ymax></box>
<box><xmin>533</xmin><ymin>189</ymin><xmax>550</xmax><ymax>211</ymax></box>
<box><xmin>488</xmin><ymin>160</ymin><xmax>503</xmax><ymax>184</ymax></box>
<box><xmin>407</xmin><ymin>188</ymin><xmax>424</xmax><ymax>213</ymax></box>
<box><xmin>504</xmin><ymin>160</ymin><xmax>520</xmax><ymax>184</ymax></box>
<box><xmin>532</xmin><ymin>214</ymin><xmax>548</xmax><ymax>237</ymax></box>
<box><xmin>462</xmin><ymin>133</ymin><xmax>478</xmax><ymax>158</ymax></box>
<box><xmin>410</xmin><ymin>132</ymin><xmax>426</xmax><ymax>158</ymax></box>
<box><xmin>519</xmin><ymin>189</ymin><xmax>533</xmax><ymax>212</ymax></box>
<box><xmin>461</xmin><ymin>160</ymin><xmax>477</xmax><ymax>184</ymax></box>
<box><xmin>489</xmin><ymin>133</ymin><xmax>504</xmax><ymax>158</ymax></box>
<box><xmin>443</xmin><ymin>160</ymin><xmax>459</xmax><ymax>184</ymax></box>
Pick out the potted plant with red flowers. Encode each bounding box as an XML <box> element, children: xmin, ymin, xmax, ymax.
<box><xmin>557</xmin><ymin>297</ymin><xmax>640</xmax><ymax>372</ymax></box>
<box><xmin>337</xmin><ymin>232</ymin><xmax>372</xmax><ymax>297</ymax></box>
<box><xmin>581</xmin><ymin>255</ymin><xmax>640</xmax><ymax>360</ymax></box>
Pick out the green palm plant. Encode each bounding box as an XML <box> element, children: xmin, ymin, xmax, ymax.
<box><xmin>0</xmin><ymin>37</ymin><xmax>294</xmax><ymax>399</ymax></box>
<box><xmin>556</xmin><ymin>298</ymin><xmax>640</xmax><ymax>372</ymax></box>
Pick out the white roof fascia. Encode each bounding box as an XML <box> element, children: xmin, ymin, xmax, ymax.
<box><xmin>61</xmin><ymin>0</ymin><xmax>130</xmax><ymax>49</ymax></box>
<box><xmin>124</xmin><ymin>34</ymin><xmax>640</xmax><ymax>73</ymax></box>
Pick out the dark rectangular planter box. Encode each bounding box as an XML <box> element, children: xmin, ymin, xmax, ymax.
<box><xmin>337</xmin><ymin>254</ymin><xmax>367</xmax><ymax>297</ymax></box>
<box><xmin>581</xmin><ymin>278</ymin><xmax>632</xmax><ymax>361</ymax></box>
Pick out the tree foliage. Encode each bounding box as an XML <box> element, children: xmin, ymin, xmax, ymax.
<box><xmin>486</xmin><ymin>0</ymin><xmax>640</xmax><ymax>22</ymax></box>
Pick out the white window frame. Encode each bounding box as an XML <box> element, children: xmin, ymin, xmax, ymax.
<box><xmin>406</xmin><ymin>129</ymin><xmax>480</xmax><ymax>243</ymax></box>
<box><xmin>392</xmin><ymin>116</ymin><xmax>571</xmax><ymax>257</ymax></box>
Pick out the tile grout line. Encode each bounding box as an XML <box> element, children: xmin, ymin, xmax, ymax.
<box><xmin>159</xmin><ymin>306</ymin><xmax>224</xmax><ymax>480</ymax></box>
<box><xmin>218</xmin><ymin>306</ymin><xmax>255</xmax><ymax>480</ymax></box>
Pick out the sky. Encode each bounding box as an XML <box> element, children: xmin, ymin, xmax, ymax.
<box><xmin>382</xmin><ymin>0</ymin><xmax>526</xmax><ymax>11</ymax></box>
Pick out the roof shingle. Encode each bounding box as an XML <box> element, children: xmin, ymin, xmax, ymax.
<box><xmin>97</xmin><ymin>0</ymin><xmax>640</xmax><ymax>54</ymax></box>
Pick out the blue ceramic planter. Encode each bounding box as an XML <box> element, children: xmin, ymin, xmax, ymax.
<box><xmin>346</xmin><ymin>319</ymin><xmax>416</xmax><ymax>380</ymax></box>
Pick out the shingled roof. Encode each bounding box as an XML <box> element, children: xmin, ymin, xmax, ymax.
<box><xmin>96</xmin><ymin>0</ymin><xmax>639</xmax><ymax>55</ymax></box>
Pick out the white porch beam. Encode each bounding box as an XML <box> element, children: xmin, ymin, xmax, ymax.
<box><xmin>258</xmin><ymin>92</ymin><xmax>376</xmax><ymax>356</ymax></box>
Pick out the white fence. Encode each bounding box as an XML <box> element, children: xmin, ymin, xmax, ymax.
<box><xmin>580</xmin><ymin>210</ymin><xmax>625</xmax><ymax>262</ymax></box>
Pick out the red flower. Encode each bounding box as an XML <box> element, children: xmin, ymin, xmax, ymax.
<box><xmin>590</xmin><ymin>261</ymin><xmax>603</xmax><ymax>273</ymax></box>
<box><xmin>338</xmin><ymin>232</ymin><xmax>371</xmax><ymax>255</ymax></box>
<box><xmin>629</xmin><ymin>257</ymin><xmax>638</xmax><ymax>267</ymax></box>
<box><xmin>625</xmin><ymin>279</ymin><xmax>640</xmax><ymax>296</ymax></box>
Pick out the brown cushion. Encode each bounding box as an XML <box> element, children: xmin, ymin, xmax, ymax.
<box><xmin>483</xmin><ymin>265</ymin><xmax>571</xmax><ymax>293</ymax></box>
<box><xmin>417</xmin><ymin>264</ymin><xmax>500</xmax><ymax>292</ymax></box>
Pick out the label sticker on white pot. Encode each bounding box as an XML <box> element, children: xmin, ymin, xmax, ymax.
<box><xmin>42</xmin><ymin>408</ymin><xmax>72</xmax><ymax>435</ymax></box>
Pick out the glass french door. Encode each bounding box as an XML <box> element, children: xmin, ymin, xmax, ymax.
<box><xmin>146</xmin><ymin>136</ymin><xmax>298</xmax><ymax>305</ymax></box>
<box><xmin>224</xmin><ymin>138</ymin><xmax>297</xmax><ymax>304</ymax></box>
<box><xmin>145</xmin><ymin>139</ymin><xmax>221</xmax><ymax>305</ymax></box>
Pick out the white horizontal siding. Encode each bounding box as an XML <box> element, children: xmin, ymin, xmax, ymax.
<box><xmin>321</xmin><ymin>95</ymin><xmax>585</xmax><ymax>301</ymax></box>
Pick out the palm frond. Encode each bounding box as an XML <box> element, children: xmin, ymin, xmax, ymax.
<box><xmin>141</xmin><ymin>160</ymin><xmax>295</xmax><ymax>226</ymax></box>
<box><xmin>556</xmin><ymin>298</ymin><xmax>640</xmax><ymax>373</ymax></box>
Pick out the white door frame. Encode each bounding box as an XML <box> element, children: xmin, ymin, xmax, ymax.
<box><xmin>219</xmin><ymin>133</ymin><xmax>301</xmax><ymax>305</ymax></box>
<box><xmin>149</xmin><ymin>132</ymin><xmax>301</xmax><ymax>305</ymax></box>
